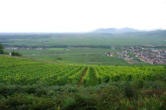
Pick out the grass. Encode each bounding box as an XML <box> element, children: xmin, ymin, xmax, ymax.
<box><xmin>7</xmin><ymin>48</ymin><xmax>129</xmax><ymax>65</ymax></box>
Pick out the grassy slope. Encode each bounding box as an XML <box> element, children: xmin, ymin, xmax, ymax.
<box><xmin>0</xmin><ymin>55</ymin><xmax>165</xmax><ymax>85</ymax></box>
<box><xmin>0</xmin><ymin>55</ymin><xmax>166</xmax><ymax>110</ymax></box>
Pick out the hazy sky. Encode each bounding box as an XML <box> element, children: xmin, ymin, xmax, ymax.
<box><xmin>0</xmin><ymin>0</ymin><xmax>166</xmax><ymax>32</ymax></box>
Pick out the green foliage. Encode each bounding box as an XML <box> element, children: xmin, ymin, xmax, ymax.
<box><xmin>0</xmin><ymin>83</ymin><xmax>165</xmax><ymax>110</ymax></box>
<box><xmin>0</xmin><ymin>56</ymin><xmax>165</xmax><ymax>86</ymax></box>
<box><xmin>0</xmin><ymin>56</ymin><xmax>166</xmax><ymax>109</ymax></box>
<box><xmin>0</xmin><ymin>44</ymin><xmax>4</xmax><ymax>54</ymax></box>
<box><xmin>11</xmin><ymin>51</ymin><xmax>22</xmax><ymax>56</ymax></box>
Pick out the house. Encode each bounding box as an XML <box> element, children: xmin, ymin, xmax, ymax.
<box><xmin>9</xmin><ymin>52</ymin><xmax>12</xmax><ymax>56</ymax></box>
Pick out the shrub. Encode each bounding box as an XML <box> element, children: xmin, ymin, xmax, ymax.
<box><xmin>11</xmin><ymin>52</ymin><xmax>22</xmax><ymax>56</ymax></box>
<box><xmin>0</xmin><ymin>44</ymin><xmax>4</xmax><ymax>54</ymax></box>
<box><xmin>124</xmin><ymin>82</ymin><xmax>136</xmax><ymax>98</ymax></box>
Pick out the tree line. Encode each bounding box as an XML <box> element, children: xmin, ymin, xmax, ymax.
<box><xmin>0</xmin><ymin>43</ymin><xmax>21</xmax><ymax>56</ymax></box>
<box><xmin>0</xmin><ymin>43</ymin><xmax>4</xmax><ymax>54</ymax></box>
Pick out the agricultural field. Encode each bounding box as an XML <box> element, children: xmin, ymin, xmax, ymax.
<box><xmin>0</xmin><ymin>55</ymin><xmax>165</xmax><ymax>86</ymax></box>
<box><xmin>6</xmin><ymin>48</ymin><xmax>129</xmax><ymax>65</ymax></box>
<box><xmin>1</xmin><ymin>31</ymin><xmax>166</xmax><ymax>47</ymax></box>
<box><xmin>0</xmin><ymin>55</ymin><xmax>166</xmax><ymax>109</ymax></box>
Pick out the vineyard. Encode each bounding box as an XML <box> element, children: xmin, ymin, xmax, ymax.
<box><xmin>0</xmin><ymin>55</ymin><xmax>166</xmax><ymax>110</ymax></box>
<box><xmin>0</xmin><ymin>56</ymin><xmax>165</xmax><ymax>86</ymax></box>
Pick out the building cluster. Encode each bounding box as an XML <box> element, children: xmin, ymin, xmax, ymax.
<box><xmin>5</xmin><ymin>47</ymin><xmax>19</xmax><ymax>50</ymax></box>
<box><xmin>5</xmin><ymin>47</ymin><xmax>46</xmax><ymax>50</ymax></box>
<box><xmin>117</xmin><ymin>46</ymin><xmax>166</xmax><ymax>64</ymax></box>
<box><xmin>134</xmin><ymin>48</ymin><xmax>166</xmax><ymax>64</ymax></box>
<box><xmin>104</xmin><ymin>52</ymin><xmax>114</xmax><ymax>57</ymax></box>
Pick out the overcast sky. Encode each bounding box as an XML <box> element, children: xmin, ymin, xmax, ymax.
<box><xmin>0</xmin><ymin>0</ymin><xmax>166</xmax><ymax>32</ymax></box>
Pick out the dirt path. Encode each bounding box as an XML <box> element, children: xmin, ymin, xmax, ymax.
<box><xmin>78</xmin><ymin>67</ymin><xmax>88</xmax><ymax>87</ymax></box>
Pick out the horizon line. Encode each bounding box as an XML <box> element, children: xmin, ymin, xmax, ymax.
<box><xmin>0</xmin><ymin>27</ymin><xmax>165</xmax><ymax>33</ymax></box>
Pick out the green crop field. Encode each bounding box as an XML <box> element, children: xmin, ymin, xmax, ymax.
<box><xmin>0</xmin><ymin>55</ymin><xmax>166</xmax><ymax>110</ymax></box>
<box><xmin>0</xmin><ymin>55</ymin><xmax>165</xmax><ymax>86</ymax></box>
<box><xmin>7</xmin><ymin>48</ymin><xmax>129</xmax><ymax>65</ymax></box>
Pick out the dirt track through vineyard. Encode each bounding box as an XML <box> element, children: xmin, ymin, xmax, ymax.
<box><xmin>78</xmin><ymin>67</ymin><xmax>88</xmax><ymax>87</ymax></box>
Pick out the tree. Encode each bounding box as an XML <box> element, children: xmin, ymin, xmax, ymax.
<box><xmin>11</xmin><ymin>51</ymin><xmax>22</xmax><ymax>56</ymax></box>
<box><xmin>0</xmin><ymin>44</ymin><xmax>4</xmax><ymax>54</ymax></box>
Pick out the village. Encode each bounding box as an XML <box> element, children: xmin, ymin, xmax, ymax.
<box><xmin>105</xmin><ymin>46</ymin><xmax>166</xmax><ymax>64</ymax></box>
<box><xmin>5</xmin><ymin>47</ymin><xmax>47</xmax><ymax>50</ymax></box>
<box><xmin>4</xmin><ymin>46</ymin><xmax>166</xmax><ymax>64</ymax></box>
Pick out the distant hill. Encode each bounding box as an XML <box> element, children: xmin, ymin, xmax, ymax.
<box><xmin>0</xmin><ymin>29</ymin><xmax>166</xmax><ymax>47</ymax></box>
<box><xmin>93</xmin><ymin>27</ymin><xmax>140</xmax><ymax>33</ymax></box>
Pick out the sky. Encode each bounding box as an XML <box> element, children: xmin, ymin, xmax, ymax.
<box><xmin>0</xmin><ymin>0</ymin><xmax>166</xmax><ymax>32</ymax></box>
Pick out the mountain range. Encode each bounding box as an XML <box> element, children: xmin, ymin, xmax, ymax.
<box><xmin>93</xmin><ymin>27</ymin><xmax>141</xmax><ymax>33</ymax></box>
